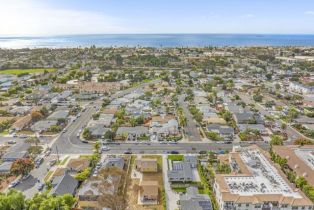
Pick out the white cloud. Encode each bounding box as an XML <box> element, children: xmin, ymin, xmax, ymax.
<box><xmin>0</xmin><ymin>0</ymin><xmax>125</xmax><ymax>36</ymax></box>
<box><xmin>305</xmin><ymin>11</ymin><xmax>314</xmax><ymax>15</ymax></box>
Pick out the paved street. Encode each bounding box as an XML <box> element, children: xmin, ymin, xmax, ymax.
<box><xmin>14</xmin><ymin>155</ymin><xmax>56</xmax><ymax>198</ymax></box>
<box><xmin>103</xmin><ymin>141</ymin><xmax>269</xmax><ymax>154</ymax></box>
<box><xmin>178</xmin><ymin>94</ymin><xmax>202</xmax><ymax>141</ymax></box>
<box><xmin>50</xmin><ymin>105</ymin><xmax>95</xmax><ymax>155</ymax></box>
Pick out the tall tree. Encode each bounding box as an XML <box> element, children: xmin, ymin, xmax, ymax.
<box><xmin>0</xmin><ymin>190</ymin><xmax>25</xmax><ymax>210</ymax></box>
<box><xmin>10</xmin><ymin>158</ymin><xmax>34</xmax><ymax>176</ymax></box>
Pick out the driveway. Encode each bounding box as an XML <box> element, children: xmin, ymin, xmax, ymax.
<box><xmin>162</xmin><ymin>155</ymin><xmax>179</xmax><ymax>210</ymax></box>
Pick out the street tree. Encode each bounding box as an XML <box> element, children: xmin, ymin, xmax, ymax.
<box><xmin>10</xmin><ymin>158</ymin><xmax>34</xmax><ymax>176</ymax></box>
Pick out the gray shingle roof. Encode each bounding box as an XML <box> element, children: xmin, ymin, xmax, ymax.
<box><xmin>180</xmin><ymin>187</ymin><xmax>212</xmax><ymax>210</ymax></box>
<box><xmin>51</xmin><ymin>172</ymin><xmax>79</xmax><ymax>196</ymax></box>
<box><xmin>168</xmin><ymin>161</ymin><xmax>193</xmax><ymax>181</ymax></box>
<box><xmin>47</xmin><ymin>110</ymin><xmax>69</xmax><ymax>120</ymax></box>
<box><xmin>207</xmin><ymin>124</ymin><xmax>234</xmax><ymax>135</ymax></box>
<box><xmin>104</xmin><ymin>158</ymin><xmax>124</xmax><ymax>170</ymax></box>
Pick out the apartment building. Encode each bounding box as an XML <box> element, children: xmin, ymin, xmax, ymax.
<box><xmin>214</xmin><ymin>146</ymin><xmax>313</xmax><ymax>210</ymax></box>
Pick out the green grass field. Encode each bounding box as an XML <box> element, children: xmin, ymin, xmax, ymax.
<box><xmin>0</xmin><ymin>68</ymin><xmax>56</xmax><ymax>75</ymax></box>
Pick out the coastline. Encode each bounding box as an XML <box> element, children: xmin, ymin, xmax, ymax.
<box><xmin>1</xmin><ymin>34</ymin><xmax>314</xmax><ymax>49</ymax></box>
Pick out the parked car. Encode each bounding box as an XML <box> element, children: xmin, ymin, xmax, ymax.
<box><xmin>8</xmin><ymin>140</ymin><xmax>16</xmax><ymax>144</ymax></box>
<box><xmin>37</xmin><ymin>183</ymin><xmax>45</xmax><ymax>191</ymax></box>
<box><xmin>48</xmin><ymin>159</ymin><xmax>57</xmax><ymax>167</ymax></box>
<box><xmin>8</xmin><ymin>180</ymin><xmax>20</xmax><ymax>188</ymax></box>
<box><xmin>35</xmin><ymin>157</ymin><xmax>44</xmax><ymax>168</ymax></box>
<box><xmin>124</xmin><ymin>151</ymin><xmax>132</xmax><ymax>154</ymax></box>
<box><xmin>101</xmin><ymin>146</ymin><xmax>110</xmax><ymax>151</ymax></box>
<box><xmin>170</xmin><ymin>150</ymin><xmax>179</xmax><ymax>154</ymax></box>
<box><xmin>45</xmin><ymin>149</ymin><xmax>51</xmax><ymax>156</ymax></box>
<box><xmin>22</xmin><ymin>174</ymin><xmax>30</xmax><ymax>181</ymax></box>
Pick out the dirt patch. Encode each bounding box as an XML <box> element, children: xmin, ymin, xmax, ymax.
<box><xmin>0</xmin><ymin>176</ymin><xmax>17</xmax><ymax>192</ymax></box>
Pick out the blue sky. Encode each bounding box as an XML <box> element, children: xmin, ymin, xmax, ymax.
<box><xmin>0</xmin><ymin>0</ymin><xmax>314</xmax><ymax>36</ymax></box>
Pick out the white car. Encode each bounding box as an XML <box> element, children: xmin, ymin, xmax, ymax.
<box><xmin>8</xmin><ymin>180</ymin><xmax>20</xmax><ymax>188</ymax></box>
<box><xmin>101</xmin><ymin>146</ymin><xmax>110</xmax><ymax>151</ymax></box>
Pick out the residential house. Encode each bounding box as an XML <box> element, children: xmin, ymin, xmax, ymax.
<box><xmin>0</xmin><ymin>162</ymin><xmax>13</xmax><ymax>174</ymax></box>
<box><xmin>2</xmin><ymin>150</ymin><xmax>28</xmax><ymax>162</ymax></box>
<box><xmin>224</xmin><ymin>102</ymin><xmax>243</xmax><ymax>114</ymax></box>
<box><xmin>116</xmin><ymin>126</ymin><xmax>149</xmax><ymax>140</ymax></box>
<box><xmin>168</xmin><ymin>161</ymin><xmax>193</xmax><ymax>182</ymax></box>
<box><xmin>9</xmin><ymin>106</ymin><xmax>31</xmax><ymax>116</ymax></box>
<box><xmin>66</xmin><ymin>158</ymin><xmax>90</xmax><ymax>173</ymax></box>
<box><xmin>11</xmin><ymin>114</ymin><xmax>32</xmax><ymax>131</ymax></box>
<box><xmin>238</xmin><ymin>124</ymin><xmax>267</xmax><ymax>135</ymax></box>
<box><xmin>151</xmin><ymin>119</ymin><xmax>179</xmax><ymax>139</ymax></box>
<box><xmin>86</xmin><ymin>123</ymin><xmax>109</xmax><ymax>138</ymax></box>
<box><xmin>31</xmin><ymin>120</ymin><xmax>58</xmax><ymax>132</ymax></box>
<box><xmin>98</xmin><ymin>113</ymin><xmax>114</xmax><ymax>127</ymax></box>
<box><xmin>234</xmin><ymin>112</ymin><xmax>264</xmax><ymax>124</ymax></box>
<box><xmin>104</xmin><ymin>157</ymin><xmax>125</xmax><ymax>170</ymax></box>
<box><xmin>289</xmin><ymin>82</ymin><xmax>314</xmax><ymax>95</ymax></box>
<box><xmin>180</xmin><ymin>186</ymin><xmax>212</xmax><ymax>210</ymax></box>
<box><xmin>77</xmin><ymin>179</ymin><xmax>103</xmax><ymax>210</ymax></box>
<box><xmin>294</xmin><ymin>116</ymin><xmax>314</xmax><ymax>124</ymax></box>
<box><xmin>139</xmin><ymin>180</ymin><xmax>159</xmax><ymax>204</ymax></box>
<box><xmin>184</xmin><ymin>155</ymin><xmax>198</xmax><ymax>168</ymax></box>
<box><xmin>47</xmin><ymin>110</ymin><xmax>69</xmax><ymax>120</ymax></box>
<box><xmin>168</xmin><ymin>156</ymin><xmax>197</xmax><ymax>183</ymax></box>
<box><xmin>50</xmin><ymin>171</ymin><xmax>79</xmax><ymax>196</ymax></box>
<box><xmin>207</xmin><ymin>124</ymin><xmax>234</xmax><ymax>141</ymax></box>
<box><xmin>135</xmin><ymin>158</ymin><xmax>158</xmax><ymax>172</ymax></box>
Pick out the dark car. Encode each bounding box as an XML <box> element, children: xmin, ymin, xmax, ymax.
<box><xmin>170</xmin><ymin>150</ymin><xmax>179</xmax><ymax>154</ymax></box>
<box><xmin>124</xmin><ymin>151</ymin><xmax>132</xmax><ymax>154</ymax></box>
<box><xmin>37</xmin><ymin>183</ymin><xmax>45</xmax><ymax>191</ymax></box>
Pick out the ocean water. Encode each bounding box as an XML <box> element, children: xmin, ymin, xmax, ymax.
<box><xmin>0</xmin><ymin>34</ymin><xmax>314</xmax><ymax>49</ymax></box>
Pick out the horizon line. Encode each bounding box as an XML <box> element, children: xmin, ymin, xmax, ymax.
<box><xmin>1</xmin><ymin>33</ymin><xmax>314</xmax><ymax>38</ymax></box>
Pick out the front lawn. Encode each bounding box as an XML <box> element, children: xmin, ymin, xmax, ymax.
<box><xmin>168</xmin><ymin>154</ymin><xmax>184</xmax><ymax>161</ymax></box>
<box><xmin>0</xmin><ymin>68</ymin><xmax>56</xmax><ymax>75</ymax></box>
